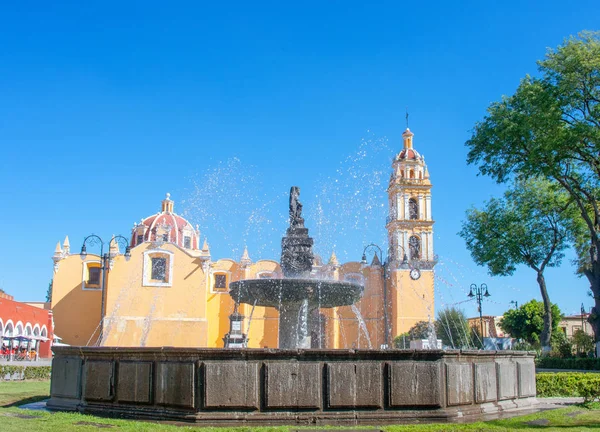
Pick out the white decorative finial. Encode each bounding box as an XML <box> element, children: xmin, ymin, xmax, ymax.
<box><xmin>166</xmin><ymin>192</ymin><xmax>171</xmax><ymax>200</ymax></box>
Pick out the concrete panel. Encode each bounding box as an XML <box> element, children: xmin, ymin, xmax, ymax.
<box><xmin>389</xmin><ymin>361</ymin><xmax>441</xmax><ymax>407</ymax></box>
<box><xmin>475</xmin><ymin>363</ymin><xmax>497</xmax><ymax>403</ymax></box>
<box><xmin>265</xmin><ymin>362</ymin><xmax>321</xmax><ymax>409</ymax></box>
<box><xmin>51</xmin><ymin>356</ymin><xmax>82</xmax><ymax>399</ymax></box>
<box><xmin>117</xmin><ymin>361</ymin><xmax>152</xmax><ymax>404</ymax></box>
<box><xmin>517</xmin><ymin>361</ymin><xmax>536</xmax><ymax>397</ymax></box>
<box><xmin>327</xmin><ymin>362</ymin><xmax>382</xmax><ymax>408</ymax></box>
<box><xmin>156</xmin><ymin>362</ymin><xmax>195</xmax><ymax>409</ymax></box>
<box><xmin>204</xmin><ymin>361</ymin><xmax>259</xmax><ymax>409</ymax></box>
<box><xmin>84</xmin><ymin>361</ymin><xmax>114</xmax><ymax>402</ymax></box>
<box><xmin>446</xmin><ymin>363</ymin><xmax>473</xmax><ymax>406</ymax></box>
<box><xmin>496</xmin><ymin>361</ymin><xmax>517</xmax><ymax>400</ymax></box>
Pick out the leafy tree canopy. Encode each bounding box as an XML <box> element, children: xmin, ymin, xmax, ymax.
<box><xmin>465</xmin><ymin>31</ymin><xmax>600</xmax><ymax>341</ymax></box>
<box><xmin>460</xmin><ymin>178</ymin><xmax>572</xmax><ymax>276</ymax></box>
<box><xmin>499</xmin><ymin>299</ymin><xmax>563</xmax><ymax>346</ymax></box>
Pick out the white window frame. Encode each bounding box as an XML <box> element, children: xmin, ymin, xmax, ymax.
<box><xmin>143</xmin><ymin>249</ymin><xmax>174</xmax><ymax>287</ymax></box>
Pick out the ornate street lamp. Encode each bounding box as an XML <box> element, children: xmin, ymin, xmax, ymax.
<box><xmin>468</xmin><ymin>283</ymin><xmax>490</xmax><ymax>341</ymax></box>
<box><xmin>80</xmin><ymin>234</ymin><xmax>131</xmax><ymax>342</ymax></box>
<box><xmin>509</xmin><ymin>300</ymin><xmax>518</xmax><ymax>309</ymax></box>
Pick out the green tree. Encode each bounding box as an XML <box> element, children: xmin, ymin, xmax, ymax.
<box><xmin>435</xmin><ymin>307</ymin><xmax>472</xmax><ymax>349</ymax></box>
<box><xmin>573</xmin><ymin>329</ymin><xmax>595</xmax><ymax>355</ymax></box>
<box><xmin>499</xmin><ymin>299</ymin><xmax>563</xmax><ymax>348</ymax></box>
<box><xmin>465</xmin><ymin>32</ymin><xmax>600</xmax><ymax>348</ymax></box>
<box><xmin>46</xmin><ymin>279</ymin><xmax>53</xmax><ymax>303</ymax></box>
<box><xmin>393</xmin><ymin>320</ymin><xmax>434</xmax><ymax>348</ymax></box>
<box><xmin>460</xmin><ymin>179</ymin><xmax>572</xmax><ymax>352</ymax></box>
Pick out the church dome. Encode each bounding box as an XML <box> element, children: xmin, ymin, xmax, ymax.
<box><xmin>131</xmin><ymin>193</ymin><xmax>199</xmax><ymax>250</ymax></box>
<box><xmin>395</xmin><ymin>128</ymin><xmax>423</xmax><ymax>161</ymax></box>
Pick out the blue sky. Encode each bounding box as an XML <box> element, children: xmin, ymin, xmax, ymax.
<box><xmin>0</xmin><ymin>1</ymin><xmax>598</xmax><ymax>319</ymax></box>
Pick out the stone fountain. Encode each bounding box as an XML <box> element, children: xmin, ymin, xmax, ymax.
<box><xmin>47</xmin><ymin>186</ymin><xmax>537</xmax><ymax>425</ymax></box>
<box><xmin>229</xmin><ymin>186</ymin><xmax>363</xmax><ymax>349</ymax></box>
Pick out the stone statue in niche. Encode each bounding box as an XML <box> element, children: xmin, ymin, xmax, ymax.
<box><xmin>409</xmin><ymin>198</ymin><xmax>419</xmax><ymax>220</ymax></box>
<box><xmin>409</xmin><ymin>235</ymin><xmax>421</xmax><ymax>260</ymax></box>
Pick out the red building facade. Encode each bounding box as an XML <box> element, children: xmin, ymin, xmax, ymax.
<box><xmin>0</xmin><ymin>292</ymin><xmax>54</xmax><ymax>358</ymax></box>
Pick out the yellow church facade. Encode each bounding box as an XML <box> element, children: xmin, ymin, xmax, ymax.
<box><xmin>50</xmin><ymin>128</ymin><xmax>435</xmax><ymax>349</ymax></box>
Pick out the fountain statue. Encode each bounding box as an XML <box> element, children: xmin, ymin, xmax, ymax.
<box><xmin>229</xmin><ymin>186</ymin><xmax>364</xmax><ymax>348</ymax></box>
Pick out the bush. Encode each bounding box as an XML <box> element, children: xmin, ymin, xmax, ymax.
<box><xmin>537</xmin><ymin>372</ymin><xmax>600</xmax><ymax>401</ymax></box>
<box><xmin>0</xmin><ymin>365</ymin><xmax>51</xmax><ymax>381</ymax></box>
<box><xmin>23</xmin><ymin>366</ymin><xmax>51</xmax><ymax>380</ymax></box>
<box><xmin>536</xmin><ymin>357</ymin><xmax>600</xmax><ymax>370</ymax></box>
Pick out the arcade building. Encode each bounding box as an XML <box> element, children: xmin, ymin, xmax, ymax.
<box><xmin>50</xmin><ymin>128</ymin><xmax>436</xmax><ymax>349</ymax></box>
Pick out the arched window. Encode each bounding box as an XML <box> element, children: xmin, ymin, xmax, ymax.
<box><xmin>0</xmin><ymin>319</ymin><xmax>4</xmax><ymax>337</ymax></box>
<box><xmin>410</xmin><ymin>170</ymin><xmax>415</xmax><ymax>179</ymax></box>
<box><xmin>408</xmin><ymin>198</ymin><xmax>419</xmax><ymax>220</ymax></box>
<box><xmin>409</xmin><ymin>235</ymin><xmax>421</xmax><ymax>260</ymax></box>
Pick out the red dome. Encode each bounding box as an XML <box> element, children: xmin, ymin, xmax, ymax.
<box><xmin>131</xmin><ymin>193</ymin><xmax>199</xmax><ymax>250</ymax></box>
<box><xmin>397</xmin><ymin>148</ymin><xmax>422</xmax><ymax>160</ymax></box>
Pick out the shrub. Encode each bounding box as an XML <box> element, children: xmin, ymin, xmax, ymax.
<box><xmin>536</xmin><ymin>357</ymin><xmax>600</xmax><ymax>370</ymax></box>
<box><xmin>23</xmin><ymin>366</ymin><xmax>52</xmax><ymax>380</ymax></box>
<box><xmin>537</xmin><ymin>372</ymin><xmax>600</xmax><ymax>401</ymax></box>
<box><xmin>0</xmin><ymin>365</ymin><xmax>51</xmax><ymax>381</ymax></box>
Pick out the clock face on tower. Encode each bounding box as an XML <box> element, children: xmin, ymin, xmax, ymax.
<box><xmin>410</xmin><ymin>268</ymin><xmax>421</xmax><ymax>280</ymax></box>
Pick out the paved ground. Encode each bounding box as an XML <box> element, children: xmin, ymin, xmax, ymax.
<box><xmin>0</xmin><ymin>359</ymin><xmax>52</xmax><ymax>366</ymax></box>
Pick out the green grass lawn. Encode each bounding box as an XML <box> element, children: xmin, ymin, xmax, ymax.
<box><xmin>2</xmin><ymin>380</ymin><xmax>600</xmax><ymax>431</ymax></box>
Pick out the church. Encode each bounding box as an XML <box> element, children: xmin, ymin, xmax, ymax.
<box><xmin>50</xmin><ymin>128</ymin><xmax>435</xmax><ymax>349</ymax></box>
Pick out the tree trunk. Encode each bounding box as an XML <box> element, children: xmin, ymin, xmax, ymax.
<box><xmin>585</xmin><ymin>258</ymin><xmax>600</xmax><ymax>357</ymax></box>
<box><xmin>537</xmin><ymin>271</ymin><xmax>552</xmax><ymax>353</ymax></box>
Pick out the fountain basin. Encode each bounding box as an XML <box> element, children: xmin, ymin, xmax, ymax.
<box><xmin>229</xmin><ymin>278</ymin><xmax>363</xmax><ymax>308</ymax></box>
<box><xmin>47</xmin><ymin>346</ymin><xmax>537</xmax><ymax>426</ymax></box>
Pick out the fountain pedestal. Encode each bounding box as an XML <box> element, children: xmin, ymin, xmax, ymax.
<box><xmin>278</xmin><ymin>299</ymin><xmax>311</xmax><ymax>349</ymax></box>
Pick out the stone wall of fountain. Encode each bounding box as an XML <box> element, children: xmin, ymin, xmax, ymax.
<box><xmin>47</xmin><ymin>346</ymin><xmax>537</xmax><ymax>425</ymax></box>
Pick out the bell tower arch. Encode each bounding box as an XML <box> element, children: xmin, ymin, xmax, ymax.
<box><xmin>386</xmin><ymin>128</ymin><xmax>436</xmax><ymax>337</ymax></box>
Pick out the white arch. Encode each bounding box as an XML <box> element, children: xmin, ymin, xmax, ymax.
<box><xmin>25</xmin><ymin>322</ymin><xmax>33</xmax><ymax>336</ymax></box>
<box><xmin>33</xmin><ymin>324</ymin><xmax>41</xmax><ymax>335</ymax></box>
<box><xmin>41</xmin><ymin>325</ymin><xmax>48</xmax><ymax>337</ymax></box>
<box><xmin>5</xmin><ymin>320</ymin><xmax>15</xmax><ymax>337</ymax></box>
<box><xmin>15</xmin><ymin>321</ymin><xmax>24</xmax><ymax>336</ymax></box>
<box><xmin>0</xmin><ymin>318</ymin><xmax>4</xmax><ymax>336</ymax></box>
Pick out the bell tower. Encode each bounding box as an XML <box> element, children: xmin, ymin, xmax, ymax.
<box><xmin>386</xmin><ymin>128</ymin><xmax>436</xmax><ymax>336</ymax></box>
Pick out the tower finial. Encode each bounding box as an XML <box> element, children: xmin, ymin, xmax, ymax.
<box><xmin>405</xmin><ymin>107</ymin><xmax>409</xmax><ymax>129</ymax></box>
<box><xmin>161</xmin><ymin>193</ymin><xmax>174</xmax><ymax>213</ymax></box>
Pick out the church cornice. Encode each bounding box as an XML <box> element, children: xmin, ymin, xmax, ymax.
<box><xmin>386</xmin><ymin>219</ymin><xmax>435</xmax><ymax>229</ymax></box>
<box><xmin>388</xmin><ymin>183</ymin><xmax>432</xmax><ymax>192</ymax></box>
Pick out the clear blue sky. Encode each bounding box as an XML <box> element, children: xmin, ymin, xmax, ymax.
<box><xmin>1</xmin><ymin>1</ymin><xmax>598</xmax><ymax>320</ymax></box>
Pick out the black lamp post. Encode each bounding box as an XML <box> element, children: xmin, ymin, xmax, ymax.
<box><xmin>509</xmin><ymin>300</ymin><xmax>518</xmax><ymax>309</ymax></box>
<box><xmin>80</xmin><ymin>234</ymin><xmax>131</xmax><ymax>342</ymax></box>
<box><xmin>581</xmin><ymin>303</ymin><xmax>587</xmax><ymax>333</ymax></box>
<box><xmin>361</xmin><ymin>243</ymin><xmax>389</xmax><ymax>348</ymax></box>
<box><xmin>468</xmin><ymin>283</ymin><xmax>490</xmax><ymax>340</ymax></box>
